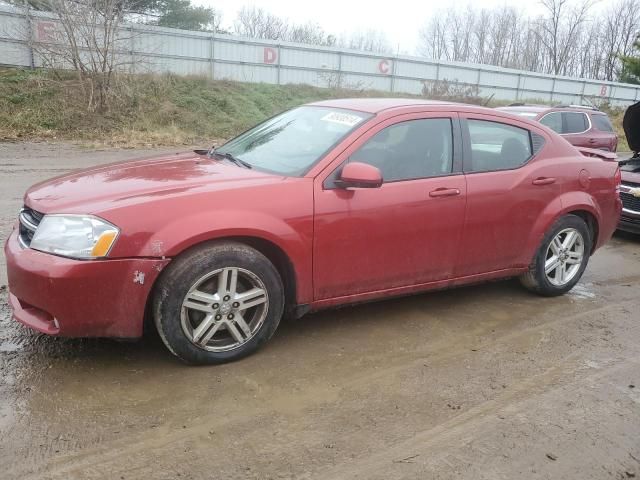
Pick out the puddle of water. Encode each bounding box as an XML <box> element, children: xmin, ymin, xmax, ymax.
<box><xmin>0</xmin><ymin>340</ymin><xmax>21</xmax><ymax>353</ymax></box>
<box><xmin>568</xmin><ymin>283</ymin><xmax>596</xmax><ymax>300</ymax></box>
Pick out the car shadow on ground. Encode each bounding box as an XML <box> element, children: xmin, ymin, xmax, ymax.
<box><xmin>614</xmin><ymin>230</ymin><xmax>640</xmax><ymax>243</ymax></box>
<box><xmin>1</xmin><ymin>278</ymin><xmax>532</xmax><ymax>373</ymax></box>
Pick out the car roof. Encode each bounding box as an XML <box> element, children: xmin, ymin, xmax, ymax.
<box><xmin>307</xmin><ymin>98</ymin><xmax>456</xmax><ymax>113</ymax></box>
<box><xmin>497</xmin><ymin>104</ymin><xmax>604</xmax><ymax>115</ymax></box>
<box><xmin>496</xmin><ymin>105</ymin><xmax>550</xmax><ymax>114</ymax></box>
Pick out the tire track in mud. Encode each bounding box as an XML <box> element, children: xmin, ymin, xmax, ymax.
<box><xmin>13</xmin><ymin>297</ymin><xmax>639</xmax><ymax>480</ymax></box>
<box><xmin>323</xmin><ymin>359</ymin><xmax>640</xmax><ymax>480</ymax></box>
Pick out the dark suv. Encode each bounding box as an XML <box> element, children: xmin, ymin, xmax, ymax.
<box><xmin>497</xmin><ymin>104</ymin><xmax>618</xmax><ymax>152</ymax></box>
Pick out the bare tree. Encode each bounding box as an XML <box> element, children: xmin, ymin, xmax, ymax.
<box><xmin>536</xmin><ymin>0</ymin><xmax>595</xmax><ymax>75</ymax></box>
<box><xmin>233</xmin><ymin>6</ymin><xmax>334</xmax><ymax>46</ymax></box>
<box><xmin>338</xmin><ymin>29</ymin><xmax>392</xmax><ymax>53</ymax></box>
<box><xmin>288</xmin><ymin>22</ymin><xmax>335</xmax><ymax>46</ymax></box>
<box><xmin>599</xmin><ymin>0</ymin><xmax>640</xmax><ymax>80</ymax></box>
<box><xmin>416</xmin><ymin>0</ymin><xmax>640</xmax><ymax>82</ymax></box>
<box><xmin>233</xmin><ymin>5</ymin><xmax>287</xmax><ymax>40</ymax></box>
<box><xmin>418</xmin><ymin>13</ymin><xmax>450</xmax><ymax>59</ymax></box>
<box><xmin>22</xmin><ymin>0</ymin><xmax>135</xmax><ymax>111</ymax></box>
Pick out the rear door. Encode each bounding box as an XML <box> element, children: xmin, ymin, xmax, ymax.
<box><xmin>541</xmin><ymin>111</ymin><xmax>592</xmax><ymax>149</ymax></box>
<box><xmin>312</xmin><ymin>113</ymin><xmax>467</xmax><ymax>300</ymax></box>
<box><xmin>456</xmin><ymin>113</ymin><xmax>561</xmax><ymax>277</ymax></box>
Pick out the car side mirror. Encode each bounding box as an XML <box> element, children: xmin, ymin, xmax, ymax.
<box><xmin>336</xmin><ymin>162</ymin><xmax>383</xmax><ymax>189</ymax></box>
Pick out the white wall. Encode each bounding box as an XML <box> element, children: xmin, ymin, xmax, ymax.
<box><xmin>1</xmin><ymin>4</ymin><xmax>639</xmax><ymax>106</ymax></box>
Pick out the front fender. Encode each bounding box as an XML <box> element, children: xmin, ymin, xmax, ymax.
<box><xmin>141</xmin><ymin>209</ymin><xmax>314</xmax><ymax>304</ymax></box>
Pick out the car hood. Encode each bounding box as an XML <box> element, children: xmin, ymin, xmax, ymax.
<box><xmin>623</xmin><ymin>101</ymin><xmax>640</xmax><ymax>153</ymax></box>
<box><xmin>24</xmin><ymin>152</ymin><xmax>281</xmax><ymax>213</ymax></box>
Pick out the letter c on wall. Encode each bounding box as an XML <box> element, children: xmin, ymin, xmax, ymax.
<box><xmin>378</xmin><ymin>59</ymin><xmax>390</xmax><ymax>75</ymax></box>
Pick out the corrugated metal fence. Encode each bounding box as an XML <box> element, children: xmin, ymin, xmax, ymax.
<box><xmin>1</xmin><ymin>4</ymin><xmax>640</xmax><ymax>106</ymax></box>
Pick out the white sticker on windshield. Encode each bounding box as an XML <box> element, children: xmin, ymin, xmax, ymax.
<box><xmin>321</xmin><ymin>112</ymin><xmax>363</xmax><ymax>127</ymax></box>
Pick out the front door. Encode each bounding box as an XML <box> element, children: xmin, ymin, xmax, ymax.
<box><xmin>313</xmin><ymin>113</ymin><xmax>467</xmax><ymax>301</ymax></box>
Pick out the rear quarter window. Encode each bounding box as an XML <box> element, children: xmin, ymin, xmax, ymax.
<box><xmin>591</xmin><ymin>114</ymin><xmax>614</xmax><ymax>132</ymax></box>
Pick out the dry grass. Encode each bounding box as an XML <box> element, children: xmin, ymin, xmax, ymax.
<box><xmin>0</xmin><ymin>69</ymin><xmax>410</xmax><ymax>147</ymax></box>
<box><xmin>600</xmin><ymin>106</ymin><xmax>630</xmax><ymax>152</ymax></box>
<box><xmin>0</xmin><ymin>68</ymin><xmax>630</xmax><ymax>150</ymax></box>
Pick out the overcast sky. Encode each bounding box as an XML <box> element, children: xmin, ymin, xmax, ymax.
<box><xmin>193</xmin><ymin>0</ymin><xmax>570</xmax><ymax>54</ymax></box>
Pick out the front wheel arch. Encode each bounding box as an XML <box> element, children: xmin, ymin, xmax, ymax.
<box><xmin>152</xmin><ymin>240</ymin><xmax>285</xmax><ymax>364</ymax></box>
<box><xmin>159</xmin><ymin>235</ymin><xmax>297</xmax><ymax>307</ymax></box>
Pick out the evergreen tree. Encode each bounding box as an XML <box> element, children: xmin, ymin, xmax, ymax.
<box><xmin>6</xmin><ymin>0</ymin><xmax>219</xmax><ymax>32</ymax></box>
<box><xmin>620</xmin><ymin>36</ymin><xmax>640</xmax><ymax>84</ymax></box>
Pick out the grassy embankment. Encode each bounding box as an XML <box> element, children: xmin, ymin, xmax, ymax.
<box><xmin>0</xmin><ymin>68</ymin><xmax>629</xmax><ymax>150</ymax></box>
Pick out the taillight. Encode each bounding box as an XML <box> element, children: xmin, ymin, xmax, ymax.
<box><xmin>614</xmin><ymin>167</ymin><xmax>621</xmax><ymax>193</ymax></box>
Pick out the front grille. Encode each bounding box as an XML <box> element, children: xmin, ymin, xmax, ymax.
<box><xmin>621</xmin><ymin>215</ymin><xmax>640</xmax><ymax>225</ymax></box>
<box><xmin>620</xmin><ymin>183</ymin><xmax>640</xmax><ymax>213</ymax></box>
<box><xmin>620</xmin><ymin>192</ymin><xmax>640</xmax><ymax>212</ymax></box>
<box><xmin>18</xmin><ymin>207</ymin><xmax>44</xmax><ymax>247</ymax></box>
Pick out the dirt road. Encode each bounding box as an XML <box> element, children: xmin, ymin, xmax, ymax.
<box><xmin>1</xmin><ymin>142</ymin><xmax>639</xmax><ymax>479</ymax></box>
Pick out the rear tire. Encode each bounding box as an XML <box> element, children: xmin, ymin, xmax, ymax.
<box><xmin>153</xmin><ymin>241</ymin><xmax>284</xmax><ymax>365</ymax></box>
<box><xmin>519</xmin><ymin>214</ymin><xmax>591</xmax><ymax>296</ymax></box>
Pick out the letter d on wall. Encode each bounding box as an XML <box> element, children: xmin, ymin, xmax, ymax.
<box><xmin>264</xmin><ymin>47</ymin><xmax>277</xmax><ymax>64</ymax></box>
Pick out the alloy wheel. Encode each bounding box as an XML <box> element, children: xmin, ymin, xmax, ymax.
<box><xmin>544</xmin><ymin>228</ymin><xmax>585</xmax><ymax>286</ymax></box>
<box><xmin>180</xmin><ymin>267</ymin><xmax>269</xmax><ymax>352</ymax></box>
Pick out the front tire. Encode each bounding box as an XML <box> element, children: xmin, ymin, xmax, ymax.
<box><xmin>520</xmin><ymin>214</ymin><xmax>592</xmax><ymax>296</ymax></box>
<box><xmin>153</xmin><ymin>242</ymin><xmax>284</xmax><ymax>365</ymax></box>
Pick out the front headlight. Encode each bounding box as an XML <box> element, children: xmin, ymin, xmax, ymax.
<box><xmin>30</xmin><ymin>215</ymin><xmax>119</xmax><ymax>259</ymax></box>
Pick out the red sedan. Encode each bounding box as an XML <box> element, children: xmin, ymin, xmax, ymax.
<box><xmin>4</xmin><ymin>99</ymin><xmax>622</xmax><ymax>364</ymax></box>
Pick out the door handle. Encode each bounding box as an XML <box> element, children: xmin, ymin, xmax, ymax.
<box><xmin>588</xmin><ymin>139</ymin><xmax>597</xmax><ymax>143</ymax></box>
<box><xmin>532</xmin><ymin>177</ymin><xmax>556</xmax><ymax>186</ymax></box>
<box><xmin>429</xmin><ymin>187</ymin><xmax>461</xmax><ymax>198</ymax></box>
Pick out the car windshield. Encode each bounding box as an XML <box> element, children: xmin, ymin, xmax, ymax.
<box><xmin>215</xmin><ymin>106</ymin><xmax>371</xmax><ymax>176</ymax></box>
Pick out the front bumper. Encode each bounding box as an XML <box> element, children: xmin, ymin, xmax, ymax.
<box><xmin>4</xmin><ymin>229</ymin><xmax>170</xmax><ymax>338</ymax></box>
<box><xmin>618</xmin><ymin>213</ymin><xmax>640</xmax><ymax>234</ymax></box>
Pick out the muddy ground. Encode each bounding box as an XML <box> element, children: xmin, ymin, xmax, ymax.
<box><xmin>0</xmin><ymin>142</ymin><xmax>639</xmax><ymax>480</ymax></box>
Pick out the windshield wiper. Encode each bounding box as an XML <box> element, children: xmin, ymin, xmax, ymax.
<box><xmin>213</xmin><ymin>151</ymin><xmax>252</xmax><ymax>169</ymax></box>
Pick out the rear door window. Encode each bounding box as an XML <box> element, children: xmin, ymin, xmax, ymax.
<box><xmin>562</xmin><ymin>112</ymin><xmax>589</xmax><ymax>134</ymax></box>
<box><xmin>466</xmin><ymin>120</ymin><xmax>533</xmax><ymax>172</ymax></box>
<box><xmin>540</xmin><ymin>112</ymin><xmax>562</xmax><ymax>133</ymax></box>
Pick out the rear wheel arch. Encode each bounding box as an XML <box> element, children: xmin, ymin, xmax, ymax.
<box><xmin>567</xmin><ymin>209</ymin><xmax>599</xmax><ymax>253</ymax></box>
<box><xmin>520</xmin><ymin>213</ymin><xmax>592</xmax><ymax>296</ymax></box>
<box><xmin>522</xmin><ymin>198</ymin><xmax>600</xmax><ymax>268</ymax></box>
